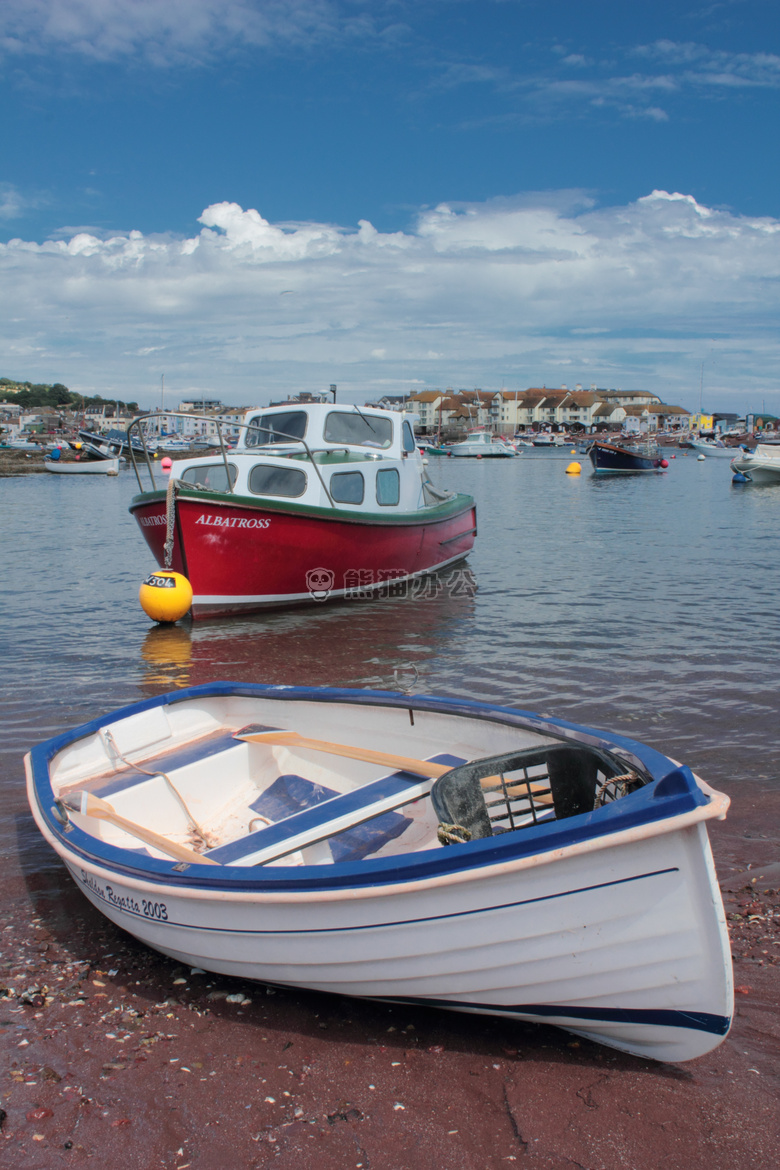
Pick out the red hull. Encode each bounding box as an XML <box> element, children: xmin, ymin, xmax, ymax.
<box><xmin>131</xmin><ymin>492</ymin><xmax>477</xmax><ymax>618</ymax></box>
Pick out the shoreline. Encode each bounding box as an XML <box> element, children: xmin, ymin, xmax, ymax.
<box><xmin>0</xmin><ymin>449</ymin><xmax>200</xmax><ymax>478</ymax></box>
<box><xmin>2</xmin><ymin>775</ymin><xmax>777</xmax><ymax>1168</ymax></box>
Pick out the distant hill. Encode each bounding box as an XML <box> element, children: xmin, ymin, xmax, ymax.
<box><xmin>0</xmin><ymin>378</ymin><xmax>137</xmax><ymax>412</ymax></box>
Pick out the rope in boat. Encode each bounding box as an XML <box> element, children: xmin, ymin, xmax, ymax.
<box><xmin>101</xmin><ymin>728</ymin><xmax>212</xmax><ymax>847</ymax></box>
<box><xmin>437</xmin><ymin>822</ymin><xmax>472</xmax><ymax>845</ymax></box>
<box><xmin>163</xmin><ymin>476</ymin><xmax>178</xmax><ymax>569</ymax></box>
<box><xmin>594</xmin><ymin>771</ymin><xmax>641</xmax><ymax>807</ymax></box>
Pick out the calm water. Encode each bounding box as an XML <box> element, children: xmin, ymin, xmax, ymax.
<box><xmin>2</xmin><ymin>451</ymin><xmax>779</xmax><ymax>866</ymax></box>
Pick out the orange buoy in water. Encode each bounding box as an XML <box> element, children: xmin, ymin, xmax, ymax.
<box><xmin>566</xmin><ymin>461</ymin><xmax>582</xmax><ymax>475</ymax></box>
<box><xmin>139</xmin><ymin>571</ymin><xmax>193</xmax><ymax>624</ymax></box>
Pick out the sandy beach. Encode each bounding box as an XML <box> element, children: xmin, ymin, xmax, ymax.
<box><xmin>2</xmin><ymin>775</ymin><xmax>778</xmax><ymax>1170</ymax></box>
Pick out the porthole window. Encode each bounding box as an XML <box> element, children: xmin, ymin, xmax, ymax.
<box><xmin>376</xmin><ymin>468</ymin><xmax>400</xmax><ymax>506</ymax></box>
<box><xmin>324</xmin><ymin>412</ymin><xmax>393</xmax><ymax>449</ymax></box>
<box><xmin>179</xmin><ymin>463</ymin><xmax>237</xmax><ymax>491</ymax></box>
<box><xmin>245</xmin><ymin>411</ymin><xmax>307</xmax><ymax>447</ymax></box>
<box><xmin>249</xmin><ymin>464</ymin><xmax>307</xmax><ymax>497</ymax></box>
<box><xmin>330</xmin><ymin>470</ymin><xmax>365</xmax><ymax>504</ymax></box>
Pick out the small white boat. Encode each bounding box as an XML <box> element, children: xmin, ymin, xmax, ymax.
<box><xmin>447</xmin><ymin>430</ymin><xmax>516</xmax><ymax>457</ymax></box>
<box><xmin>44</xmin><ymin>457</ymin><xmax>120</xmax><ymax>475</ymax></box>
<box><xmin>689</xmin><ymin>438</ymin><xmax>738</xmax><ymax>458</ymax></box>
<box><xmin>25</xmin><ymin>683</ymin><xmax>733</xmax><ymax>1063</ymax></box>
<box><xmin>730</xmin><ymin>443</ymin><xmax>780</xmax><ymax>484</ymax></box>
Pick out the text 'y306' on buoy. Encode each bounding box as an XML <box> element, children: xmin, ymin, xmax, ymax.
<box><xmin>139</xmin><ymin>571</ymin><xmax>193</xmax><ymax>624</ymax></box>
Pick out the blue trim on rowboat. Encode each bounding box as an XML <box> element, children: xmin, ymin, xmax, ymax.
<box><xmin>30</xmin><ymin>682</ymin><xmax>709</xmax><ymax>892</ymax></box>
<box><xmin>391</xmin><ymin>998</ymin><xmax>731</xmax><ymax>1037</ymax></box>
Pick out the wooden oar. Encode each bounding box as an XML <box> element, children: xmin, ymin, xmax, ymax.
<box><xmin>235</xmin><ymin>726</ymin><xmax>458</xmax><ymax>778</ymax></box>
<box><xmin>233</xmin><ymin>725</ymin><xmax>549</xmax><ymax>797</ymax></box>
<box><xmin>65</xmin><ymin>792</ymin><xmax>220</xmax><ymax>866</ymax></box>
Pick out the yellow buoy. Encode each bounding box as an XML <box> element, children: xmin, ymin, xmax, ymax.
<box><xmin>139</xmin><ymin>570</ymin><xmax>193</xmax><ymax>623</ymax></box>
<box><xmin>566</xmin><ymin>461</ymin><xmax>582</xmax><ymax>475</ymax></box>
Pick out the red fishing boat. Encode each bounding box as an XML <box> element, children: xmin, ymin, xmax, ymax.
<box><xmin>129</xmin><ymin>403</ymin><xmax>477</xmax><ymax>619</ymax></box>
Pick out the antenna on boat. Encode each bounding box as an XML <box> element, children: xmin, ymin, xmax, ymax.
<box><xmin>330</xmin><ymin>383</ymin><xmax>337</xmax><ymax>403</ymax></box>
<box><xmin>352</xmin><ymin>400</ymin><xmax>376</xmax><ymax>432</ymax></box>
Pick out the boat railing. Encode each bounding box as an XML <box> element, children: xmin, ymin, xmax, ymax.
<box><xmin>126</xmin><ymin>411</ymin><xmax>335</xmax><ymax>507</ymax></box>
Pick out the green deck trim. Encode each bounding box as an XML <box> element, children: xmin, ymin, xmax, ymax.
<box><xmin>130</xmin><ymin>486</ymin><xmax>474</xmax><ymax>527</ymax></box>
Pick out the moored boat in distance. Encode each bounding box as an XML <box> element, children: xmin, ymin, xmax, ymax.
<box><xmin>447</xmin><ymin>430</ymin><xmax>516</xmax><ymax>457</ymax></box>
<box><xmin>129</xmin><ymin>402</ymin><xmax>477</xmax><ymax>618</ymax></box>
<box><xmin>44</xmin><ymin>456</ymin><xmax>120</xmax><ymax>475</ymax></box>
<box><xmin>729</xmin><ymin>443</ymin><xmax>780</xmax><ymax>484</ymax></box>
<box><xmin>588</xmin><ymin>439</ymin><xmax>667</xmax><ymax>475</ymax></box>
<box><xmin>78</xmin><ymin>428</ymin><xmax>144</xmax><ymax>459</ymax></box>
<box><xmin>25</xmin><ymin>682</ymin><xmax>734</xmax><ymax>1063</ymax></box>
<box><xmin>689</xmin><ymin>438</ymin><xmax>740</xmax><ymax>458</ymax></box>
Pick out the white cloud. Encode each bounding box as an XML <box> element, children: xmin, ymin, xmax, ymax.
<box><xmin>0</xmin><ymin>182</ymin><xmax>47</xmax><ymax>219</ymax></box>
<box><xmin>2</xmin><ymin>190</ymin><xmax>780</xmax><ymax>408</ymax></box>
<box><xmin>0</xmin><ymin>184</ymin><xmax>26</xmax><ymax>219</ymax></box>
<box><xmin>0</xmin><ymin>0</ymin><xmax>358</xmax><ymax>65</ymax></box>
<box><xmin>444</xmin><ymin>39</ymin><xmax>780</xmax><ymax>125</ymax></box>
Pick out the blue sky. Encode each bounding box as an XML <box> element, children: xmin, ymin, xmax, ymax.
<box><xmin>2</xmin><ymin>1</ymin><xmax>780</xmax><ymax>410</ymax></box>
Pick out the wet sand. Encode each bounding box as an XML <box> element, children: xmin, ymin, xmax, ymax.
<box><xmin>2</xmin><ymin>777</ymin><xmax>778</xmax><ymax>1170</ymax></box>
<box><xmin>0</xmin><ymin>450</ymin><xmax>53</xmax><ymax>476</ymax></box>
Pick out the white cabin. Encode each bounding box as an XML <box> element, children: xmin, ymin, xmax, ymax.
<box><xmin>167</xmin><ymin>402</ymin><xmax>448</xmax><ymax>513</ymax></box>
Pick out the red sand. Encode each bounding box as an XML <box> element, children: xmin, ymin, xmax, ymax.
<box><xmin>2</xmin><ymin>777</ymin><xmax>778</xmax><ymax>1170</ymax></box>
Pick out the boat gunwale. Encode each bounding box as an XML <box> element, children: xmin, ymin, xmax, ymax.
<box><xmin>27</xmin><ymin>683</ymin><xmax>722</xmax><ymax>896</ymax></box>
<box><xmin>129</xmin><ymin>487</ymin><xmax>476</xmax><ymax>528</ymax></box>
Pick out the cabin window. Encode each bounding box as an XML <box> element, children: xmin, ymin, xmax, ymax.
<box><xmin>402</xmin><ymin>420</ymin><xmax>417</xmax><ymax>453</ymax></box>
<box><xmin>245</xmin><ymin>411</ymin><xmax>307</xmax><ymax>447</ymax></box>
<box><xmin>376</xmin><ymin>468</ymin><xmax>400</xmax><ymax>506</ymax></box>
<box><xmin>330</xmin><ymin>470</ymin><xmax>365</xmax><ymax>504</ymax></box>
<box><xmin>323</xmin><ymin>411</ymin><xmax>393</xmax><ymax>449</ymax></box>
<box><xmin>249</xmin><ymin>465</ymin><xmax>307</xmax><ymax>497</ymax></box>
<box><xmin>179</xmin><ymin>463</ymin><xmax>237</xmax><ymax>492</ymax></box>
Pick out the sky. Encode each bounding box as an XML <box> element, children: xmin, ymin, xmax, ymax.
<box><xmin>2</xmin><ymin>0</ymin><xmax>780</xmax><ymax>412</ymax></box>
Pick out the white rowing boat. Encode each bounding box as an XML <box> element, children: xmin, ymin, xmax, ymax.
<box><xmin>25</xmin><ymin>683</ymin><xmax>733</xmax><ymax>1062</ymax></box>
<box><xmin>44</xmin><ymin>457</ymin><xmax>120</xmax><ymax>475</ymax></box>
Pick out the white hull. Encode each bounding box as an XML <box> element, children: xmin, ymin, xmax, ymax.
<box><xmin>730</xmin><ymin>446</ymin><xmax>780</xmax><ymax>483</ymax></box>
<box><xmin>689</xmin><ymin>440</ymin><xmax>738</xmax><ymax>458</ymax></box>
<box><xmin>45</xmin><ymin>457</ymin><xmax>120</xmax><ymax>475</ymax></box>
<box><xmin>25</xmin><ymin>686</ymin><xmax>733</xmax><ymax>1062</ymax></box>
<box><xmin>51</xmin><ymin>820</ymin><xmax>729</xmax><ymax>1063</ymax></box>
<box><xmin>449</xmin><ymin>446</ymin><xmax>515</xmax><ymax>458</ymax></box>
<box><xmin>447</xmin><ymin>431</ymin><xmax>516</xmax><ymax>457</ymax></box>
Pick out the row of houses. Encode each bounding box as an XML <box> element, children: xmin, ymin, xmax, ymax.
<box><xmin>403</xmin><ymin>386</ymin><xmax>693</xmax><ymax>436</ymax></box>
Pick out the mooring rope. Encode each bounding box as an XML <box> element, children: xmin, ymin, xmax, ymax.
<box><xmin>101</xmin><ymin>728</ymin><xmax>211</xmax><ymax>846</ymax></box>
<box><xmin>163</xmin><ymin>476</ymin><xmax>177</xmax><ymax>569</ymax></box>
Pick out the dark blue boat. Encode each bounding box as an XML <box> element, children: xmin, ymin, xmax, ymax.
<box><xmin>588</xmin><ymin>439</ymin><xmax>665</xmax><ymax>474</ymax></box>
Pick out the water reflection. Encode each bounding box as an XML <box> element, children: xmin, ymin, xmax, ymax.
<box><xmin>3</xmin><ymin>451</ymin><xmax>780</xmax><ymax>869</ymax></box>
<box><xmin>140</xmin><ymin>581</ymin><xmax>477</xmax><ymax>695</ymax></box>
